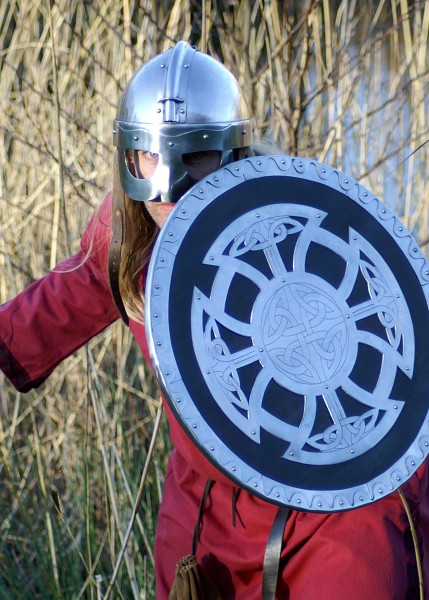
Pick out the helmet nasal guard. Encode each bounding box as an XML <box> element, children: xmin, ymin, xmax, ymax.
<box><xmin>113</xmin><ymin>41</ymin><xmax>253</xmax><ymax>203</ymax></box>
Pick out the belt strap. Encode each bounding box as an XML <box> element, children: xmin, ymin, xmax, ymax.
<box><xmin>108</xmin><ymin>158</ymin><xmax>129</xmax><ymax>326</ymax></box>
<box><xmin>192</xmin><ymin>480</ymin><xmax>215</xmax><ymax>555</ymax></box>
<box><xmin>262</xmin><ymin>507</ymin><xmax>290</xmax><ymax>600</ymax></box>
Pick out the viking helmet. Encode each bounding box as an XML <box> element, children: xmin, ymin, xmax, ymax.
<box><xmin>113</xmin><ymin>41</ymin><xmax>253</xmax><ymax>203</ymax></box>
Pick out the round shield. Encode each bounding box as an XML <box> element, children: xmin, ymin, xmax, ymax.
<box><xmin>145</xmin><ymin>155</ymin><xmax>429</xmax><ymax>512</ymax></box>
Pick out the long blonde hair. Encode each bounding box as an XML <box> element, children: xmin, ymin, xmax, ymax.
<box><xmin>113</xmin><ymin>160</ymin><xmax>158</xmax><ymax>323</ymax></box>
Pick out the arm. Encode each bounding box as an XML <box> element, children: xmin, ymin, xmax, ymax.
<box><xmin>0</xmin><ymin>194</ymin><xmax>119</xmax><ymax>391</ymax></box>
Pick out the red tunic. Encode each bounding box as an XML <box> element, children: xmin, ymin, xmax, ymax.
<box><xmin>1</xmin><ymin>194</ymin><xmax>428</xmax><ymax>599</ymax></box>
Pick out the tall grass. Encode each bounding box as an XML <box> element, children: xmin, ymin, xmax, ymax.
<box><xmin>0</xmin><ymin>1</ymin><xmax>428</xmax><ymax>598</ymax></box>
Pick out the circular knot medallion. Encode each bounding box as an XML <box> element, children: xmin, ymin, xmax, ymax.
<box><xmin>253</xmin><ymin>274</ymin><xmax>357</xmax><ymax>395</ymax></box>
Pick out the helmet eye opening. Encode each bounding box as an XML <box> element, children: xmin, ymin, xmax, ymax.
<box><xmin>125</xmin><ymin>149</ymin><xmax>159</xmax><ymax>180</ymax></box>
<box><xmin>182</xmin><ymin>150</ymin><xmax>222</xmax><ymax>179</ymax></box>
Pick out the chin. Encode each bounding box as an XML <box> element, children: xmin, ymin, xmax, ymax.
<box><xmin>144</xmin><ymin>200</ymin><xmax>175</xmax><ymax>228</ymax></box>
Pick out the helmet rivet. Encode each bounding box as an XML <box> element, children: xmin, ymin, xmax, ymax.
<box><xmin>180</xmin><ymin>109</ymin><xmax>185</xmax><ymax>114</ymax></box>
<box><xmin>157</xmin><ymin>108</ymin><xmax>161</xmax><ymax>113</ymax></box>
<box><xmin>203</xmin><ymin>134</ymin><xmax>209</xmax><ymax>139</ymax></box>
<box><xmin>169</xmin><ymin>142</ymin><xmax>174</xmax><ymax>147</ymax></box>
<box><xmin>160</xmin><ymin>64</ymin><xmax>165</xmax><ymax>68</ymax></box>
<box><xmin>184</xmin><ymin>64</ymin><xmax>189</xmax><ymax>68</ymax></box>
<box><xmin>112</xmin><ymin>129</ymin><xmax>117</xmax><ymax>134</ymax></box>
<box><xmin>242</xmin><ymin>130</ymin><xmax>246</xmax><ymax>135</ymax></box>
<box><xmin>134</xmin><ymin>136</ymin><xmax>139</xmax><ymax>141</ymax></box>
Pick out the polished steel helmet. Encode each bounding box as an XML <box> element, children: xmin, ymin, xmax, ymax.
<box><xmin>113</xmin><ymin>41</ymin><xmax>253</xmax><ymax>203</ymax></box>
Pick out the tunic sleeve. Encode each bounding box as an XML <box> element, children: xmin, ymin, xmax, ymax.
<box><xmin>0</xmin><ymin>193</ymin><xmax>119</xmax><ymax>392</ymax></box>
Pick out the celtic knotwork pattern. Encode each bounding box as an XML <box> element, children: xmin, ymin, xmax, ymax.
<box><xmin>191</xmin><ymin>204</ymin><xmax>414</xmax><ymax>465</ymax></box>
<box><xmin>257</xmin><ymin>278</ymin><xmax>356</xmax><ymax>392</ymax></box>
<box><xmin>230</xmin><ymin>217</ymin><xmax>303</xmax><ymax>256</ymax></box>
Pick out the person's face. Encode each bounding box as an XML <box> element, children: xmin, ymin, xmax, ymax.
<box><xmin>126</xmin><ymin>149</ymin><xmax>222</xmax><ymax>228</ymax></box>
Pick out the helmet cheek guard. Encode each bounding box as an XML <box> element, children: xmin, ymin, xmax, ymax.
<box><xmin>113</xmin><ymin>41</ymin><xmax>253</xmax><ymax>203</ymax></box>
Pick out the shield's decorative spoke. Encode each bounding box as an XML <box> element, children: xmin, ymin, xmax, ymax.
<box><xmin>147</xmin><ymin>155</ymin><xmax>429</xmax><ymax>511</ymax></box>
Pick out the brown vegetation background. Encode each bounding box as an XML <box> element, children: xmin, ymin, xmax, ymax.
<box><xmin>1</xmin><ymin>1</ymin><xmax>428</xmax><ymax>598</ymax></box>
